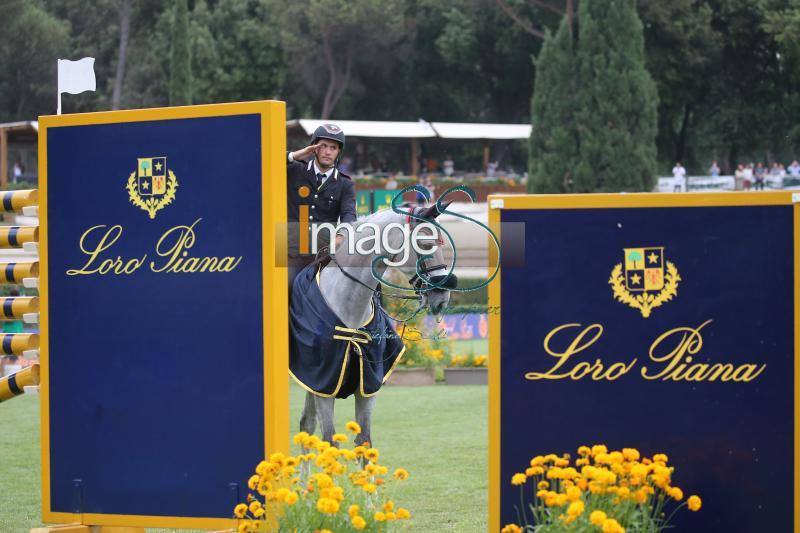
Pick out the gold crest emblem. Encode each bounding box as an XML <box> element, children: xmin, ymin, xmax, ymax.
<box><xmin>126</xmin><ymin>156</ymin><xmax>178</xmax><ymax>219</ymax></box>
<box><xmin>609</xmin><ymin>247</ymin><xmax>680</xmax><ymax>318</ymax></box>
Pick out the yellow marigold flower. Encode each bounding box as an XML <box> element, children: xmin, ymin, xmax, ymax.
<box><xmin>602</xmin><ymin>517</ymin><xmax>625</xmax><ymax>533</ymax></box>
<box><xmin>618</xmin><ymin>487</ymin><xmax>631</xmax><ymax>499</ymax></box>
<box><xmin>237</xmin><ymin>522</ymin><xmax>253</xmax><ymax>533</ymax></box>
<box><xmin>566</xmin><ymin>485</ymin><xmax>581</xmax><ymax>502</ymax></box>
<box><xmin>687</xmin><ymin>495</ymin><xmax>702</xmax><ymax>511</ymax></box>
<box><xmin>537</xmin><ymin>480</ymin><xmax>549</xmax><ymax>490</ymax></box>
<box><xmin>352</xmin><ymin>515</ymin><xmax>367</xmax><ymax>529</ymax></box>
<box><xmin>394</xmin><ymin>468</ymin><xmax>409</xmax><ymax>480</ymax></box>
<box><xmin>634</xmin><ymin>488</ymin><xmax>648</xmax><ymax>504</ymax></box>
<box><xmin>567</xmin><ymin>500</ymin><xmax>585</xmax><ymax>517</ymax></box>
<box><xmin>233</xmin><ymin>503</ymin><xmax>248</xmax><ymax>518</ymax></box>
<box><xmin>383</xmin><ymin>500</ymin><xmax>395</xmax><ymax>512</ymax></box>
<box><xmin>248</xmin><ymin>501</ymin><xmax>262</xmax><ymax>514</ymax></box>
<box><xmin>365</xmin><ymin>448</ymin><xmax>380</xmax><ymax>462</ymax></box>
<box><xmin>501</xmin><ymin>524</ymin><xmax>522</xmax><ymax>533</ymax></box>
<box><xmin>247</xmin><ymin>475</ymin><xmax>259</xmax><ymax>490</ymax></box>
<box><xmin>386</xmin><ymin>511</ymin><xmax>397</xmax><ymax>521</ymax></box>
<box><xmin>374</xmin><ymin>511</ymin><xmax>387</xmax><ymax>522</ymax></box>
<box><xmin>511</xmin><ymin>473</ymin><xmax>527</xmax><ymax>485</ymax></box>
<box><xmin>255</xmin><ymin>461</ymin><xmax>269</xmax><ymax>476</ymax></box>
<box><xmin>578</xmin><ymin>446</ymin><xmax>592</xmax><ymax>456</ymax></box>
<box><xmin>608</xmin><ymin>451</ymin><xmax>624</xmax><ymax>464</ymax></box>
<box><xmin>397</xmin><ymin>508</ymin><xmax>410</xmax><ymax>519</ymax></box>
<box><xmin>622</xmin><ymin>448</ymin><xmax>640</xmax><ymax>461</ymax></box>
<box><xmin>554</xmin><ymin>458</ymin><xmax>569</xmax><ymax>467</ymax></box>
<box><xmin>376</xmin><ymin>465</ymin><xmax>388</xmax><ymax>475</ymax></box>
<box><xmin>346</xmin><ymin>421</ymin><xmax>362</xmax><ymax>434</ymax></box>
<box><xmin>349</xmin><ymin>504</ymin><xmax>360</xmax><ymax>518</ymax></box>
<box><xmin>527</xmin><ymin>466</ymin><xmax>544</xmax><ymax>476</ymax></box>
<box><xmin>285</xmin><ymin>491</ymin><xmax>298</xmax><ymax>505</ymax></box>
<box><xmin>653</xmin><ymin>453</ymin><xmax>668</xmax><ymax>463</ymax></box>
<box><xmin>669</xmin><ymin>486</ymin><xmax>684</xmax><ymax>501</ymax></box>
<box><xmin>590</xmin><ymin>510</ymin><xmax>607</xmax><ymax>525</ymax></box>
<box><xmin>530</xmin><ymin>456</ymin><xmax>546</xmax><ymax>467</ymax></box>
<box><xmin>577</xmin><ymin>478</ymin><xmax>588</xmax><ymax>490</ymax></box>
<box><xmin>332</xmin><ymin>433</ymin><xmax>347</xmax><ymax>443</ymax></box>
<box><xmin>313</xmin><ymin>473</ymin><xmax>334</xmax><ymax>489</ymax></box>
<box><xmin>293</xmin><ymin>431</ymin><xmax>309</xmax><ymax>445</ymax></box>
<box><xmin>275</xmin><ymin>488</ymin><xmax>290</xmax><ymax>501</ymax></box>
<box><xmin>362</xmin><ymin>482</ymin><xmax>377</xmax><ymax>494</ymax></box>
<box><xmin>591</xmin><ymin>444</ymin><xmax>608</xmax><ymax>456</ymax></box>
<box><xmin>575</xmin><ymin>458</ymin><xmax>589</xmax><ymax>466</ymax></box>
<box><xmin>555</xmin><ymin>493</ymin><xmax>568</xmax><ymax>506</ymax></box>
<box><xmin>316</xmin><ymin>497</ymin><xmax>340</xmax><ymax>514</ymax></box>
<box><xmin>269</xmin><ymin>452</ymin><xmax>285</xmax><ymax>465</ymax></box>
<box><xmin>544</xmin><ymin>453</ymin><xmax>559</xmax><ymax>463</ymax></box>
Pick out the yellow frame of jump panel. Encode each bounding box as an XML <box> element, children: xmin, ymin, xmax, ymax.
<box><xmin>37</xmin><ymin>101</ymin><xmax>289</xmax><ymax>530</ymax></box>
<box><xmin>487</xmin><ymin>191</ymin><xmax>800</xmax><ymax>533</ymax></box>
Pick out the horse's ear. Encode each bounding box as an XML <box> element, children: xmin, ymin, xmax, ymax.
<box><xmin>421</xmin><ymin>202</ymin><xmax>451</xmax><ymax>220</ymax></box>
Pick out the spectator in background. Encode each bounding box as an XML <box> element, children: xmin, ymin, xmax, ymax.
<box><xmin>385</xmin><ymin>175</ymin><xmax>398</xmax><ymax>190</ymax></box>
<box><xmin>12</xmin><ymin>159</ymin><xmax>23</xmax><ymax>183</ymax></box>
<box><xmin>486</xmin><ymin>160</ymin><xmax>498</xmax><ymax>178</ymax></box>
<box><xmin>672</xmin><ymin>162</ymin><xmax>687</xmax><ymax>192</ymax></box>
<box><xmin>742</xmin><ymin>163</ymin><xmax>753</xmax><ymax>190</ymax></box>
<box><xmin>788</xmin><ymin>160</ymin><xmax>800</xmax><ymax>177</ymax></box>
<box><xmin>770</xmin><ymin>162</ymin><xmax>785</xmax><ymax>178</ymax></box>
<box><xmin>735</xmin><ymin>164</ymin><xmax>745</xmax><ymax>188</ymax></box>
<box><xmin>443</xmin><ymin>155</ymin><xmax>454</xmax><ymax>177</ymax></box>
<box><xmin>754</xmin><ymin>162</ymin><xmax>766</xmax><ymax>190</ymax></box>
<box><xmin>709</xmin><ymin>160</ymin><xmax>720</xmax><ymax>177</ymax></box>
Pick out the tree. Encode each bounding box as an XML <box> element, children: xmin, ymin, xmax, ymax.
<box><xmin>638</xmin><ymin>0</ymin><xmax>721</xmax><ymax>171</ymax></box>
<box><xmin>528</xmin><ymin>17</ymin><xmax>577</xmax><ymax>192</ymax></box>
<box><xmin>268</xmin><ymin>0</ymin><xmax>409</xmax><ymax>119</ymax></box>
<box><xmin>169</xmin><ymin>0</ymin><xmax>192</xmax><ymax>106</ymax></box>
<box><xmin>573</xmin><ymin>0</ymin><xmax>658</xmax><ymax>191</ymax></box>
<box><xmin>0</xmin><ymin>0</ymin><xmax>70</xmax><ymax>120</ymax></box>
<box><xmin>111</xmin><ymin>0</ymin><xmax>132</xmax><ymax>110</ymax></box>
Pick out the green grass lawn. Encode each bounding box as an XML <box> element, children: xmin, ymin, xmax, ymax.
<box><xmin>0</xmin><ymin>382</ymin><xmax>487</xmax><ymax>532</ymax></box>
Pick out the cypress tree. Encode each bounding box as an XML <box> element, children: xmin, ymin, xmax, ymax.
<box><xmin>573</xmin><ymin>0</ymin><xmax>658</xmax><ymax>192</ymax></box>
<box><xmin>529</xmin><ymin>17</ymin><xmax>578</xmax><ymax>193</ymax></box>
<box><xmin>169</xmin><ymin>0</ymin><xmax>193</xmax><ymax>106</ymax></box>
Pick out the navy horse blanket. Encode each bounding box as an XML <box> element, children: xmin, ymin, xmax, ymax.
<box><xmin>289</xmin><ymin>263</ymin><xmax>405</xmax><ymax>399</ymax></box>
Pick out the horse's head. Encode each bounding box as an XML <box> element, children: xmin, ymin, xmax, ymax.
<box><xmin>402</xmin><ymin>203</ymin><xmax>458</xmax><ymax>317</ymax></box>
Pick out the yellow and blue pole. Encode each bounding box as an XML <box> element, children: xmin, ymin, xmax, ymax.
<box><xmin>0</xmin><ymin>364</ymin><xmax>39</xmax><ymax>402</ymax></box>
<box><xmin>0</xmin><ymin>297</ymin><xmax>38</xmax><ymax>319</ymax></box>
<box><xmin>0</xmin><ymin>261</ymin><xmax>38</xmax><ymax>283</ymax></box>
<box><xmin>0</xmin><ymin>226</ymin><xmax>37</xmax><ymax>248</ymax></box>
<box><xmin>0</xmin><ymin>190</ymin><xmax>38</xmax><ymax>212</ymax></box>
<box><xmin>0</xmin><ymin>333</ymin><xmax>38</xmax><ymax>356</ymax></box>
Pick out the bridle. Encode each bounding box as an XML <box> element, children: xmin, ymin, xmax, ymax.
<box><xmin>316</xmin><ymin>207</ymin><xmax>457</xmax><ymax>326</ymax></box>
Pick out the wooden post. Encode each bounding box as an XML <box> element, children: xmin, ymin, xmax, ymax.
<box><xmin>411</xmin><ymin>138</ymin><xmax>419</xmax><ymax>179</ymax></box>
<box><xmin>483</xmin><ymin>141</ymin><xmax>490</xmax><ymax>175</ymax></box>
<box><xmin>0</xmin><ymin>128</ymin><xmax>8</xmax><ymax>189</ymax></box>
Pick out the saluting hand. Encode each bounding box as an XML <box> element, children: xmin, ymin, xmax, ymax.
<box><xmin>291</xmin><ymin>144</ymin><xmax>320</xmax><ymax>162</ymax></box>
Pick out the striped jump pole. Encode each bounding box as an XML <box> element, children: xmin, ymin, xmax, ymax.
<box><xmin>0</xmin><ymin>261</ymin><xmax>39</xmax><ymax>284</ymax></box>
<box><xmin>0</xmin><ymin>296</ymin><xmax>38</xmax><ymax>320</ymax></box>
<box><xmin>0</xmin><ymin>333</ymin><xmax>39</xmax><ymax>356</ymax></box>
<box><xmin>0</xmin><ymin>364</ymin><xmax>40</xmax><ymax>402</ymax></box>
<box><xmin>0</xmin><ymin>190</ymin><xmax>38</xmax><ymax>213</ymax></box>
<box><xmin>0</xmin><ymin>226</ymin><xmax>38</xmax><ymax>248</ymax></box>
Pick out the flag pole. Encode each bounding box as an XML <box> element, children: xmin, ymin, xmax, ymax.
<box><xmin>57</xmin><ymin>92</ymin><xmax>62</xmax><ymax>116</ymax></box>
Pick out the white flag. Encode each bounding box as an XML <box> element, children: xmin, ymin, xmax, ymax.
<box><xmin>57</xmin><ymin>58</ymin><xmax>96</xmax><ymax>95</ymax></box>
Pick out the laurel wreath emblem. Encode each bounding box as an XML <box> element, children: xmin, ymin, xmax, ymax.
<box><xmin>608</xmin><ymin>262</ymin><xmax>680</xmax><ymax>318</ymax></box>
<box><xmin>126</xmin><ymin>170</ymin><xmax>178</xmax><ymax>219</ymax></box>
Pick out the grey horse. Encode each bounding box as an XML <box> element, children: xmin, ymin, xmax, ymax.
<box><xmin>295</xmin><ymin>204</ymin><xmax>455</xmax><ymax>450</ymax></box>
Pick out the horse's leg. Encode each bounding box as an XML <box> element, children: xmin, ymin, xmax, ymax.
<box><xmin>354</xmin><ymin>391</ymin><xmax>375</xmax><ymax>449</ymax></box>
<box><xmin>299</xmin><ymin>392</ymin><xmax>317</xmax><ymax>479</ymax></box>
<box><xmin>315</xmin><ymin>395</ymin><xmax>337</xmax><ymax>445</ymax></box>
<box><xmin>299</xmin><ymin>391</ymin><xmax>317</xmax><ymax>436</ymax></box>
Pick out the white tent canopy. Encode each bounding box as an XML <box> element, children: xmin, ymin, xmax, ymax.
<box><xmin>287</xmin><ymin>118</ymin><xmax>530</xmax><ymax>140</ymax></box>
<box><xmin>288</xmin><ymin>119</ymin><xmax>436</xmax><ymax>139</ymax></box>
<box><xmin>430</xmin><ymin>122</ymin><xmax>531</xmax><ymax>140</ymax></box>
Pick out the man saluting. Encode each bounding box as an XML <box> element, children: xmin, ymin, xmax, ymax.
<box><xmin>287</xmin><ymin>123</ymin><xmax>356</xmax><ymax>291</ymax></box>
